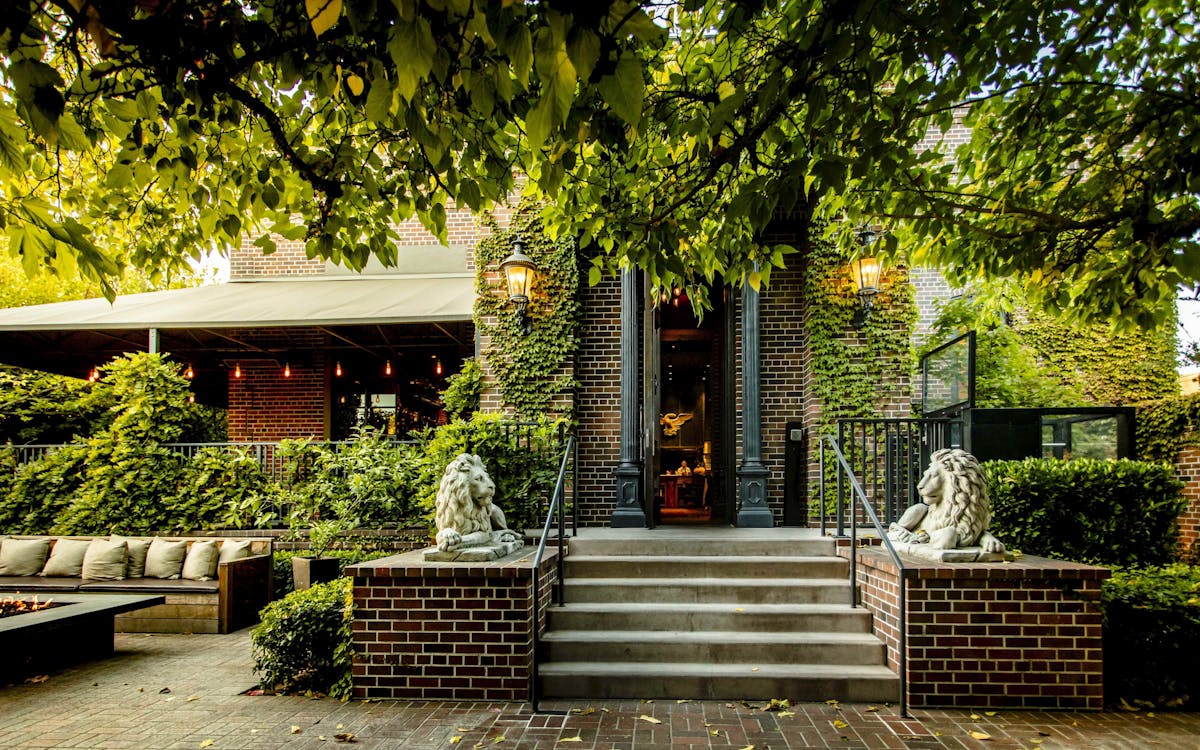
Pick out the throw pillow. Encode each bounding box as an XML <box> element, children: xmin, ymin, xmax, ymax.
<box><xmin>217</xmin><ymin>539</ymin><xmax>252</xmax><ymax>564</ymax></box>
<box><xmin>181</xmin><ymin>540</ymin><xmax>220</xmax><ymax>581</ymax></box>
<box><xmin>116</xmin><ymin>537</ymin><xmax>152</xmax><ymax>578</ymax></box>
<box><xmin>40</xmin><ymin>538</ymin><xmax>91</xmax><ymax>577</ymax></box>
<box><xmin>0</xmin><ymin>537</ymin><xmax>52</xmax><ymax>576</ymax></box>
<box><xmin>82</xmin><ymin>538</ymin><xmax>129</xmax><ymax>580</ymax></box>
<box><xmin>144</xmin><ymin>538</ymin><xmax>188</xmax><ymax>579</ymax></box>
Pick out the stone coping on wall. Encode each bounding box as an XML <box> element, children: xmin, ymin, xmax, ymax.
<box><xmin>346</xmin><ymin>544</ymin><xmax>559</xmax><ymax>579</ymax></box>
<box><xmin>847</xmin><ymin>546</ymin><xmax>1111</xmax><ymax>581</ymax></box>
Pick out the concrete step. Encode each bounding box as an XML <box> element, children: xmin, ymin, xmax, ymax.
<box><xmin>546</xmin><ymin>602</ymin><xmax>873</xmax><ymax>634</ymax></box>
<box><xmin>567</xmin><ymin>536</ymin><xmax>836</xmax><ymax>557</ymax></box>
<box><xmin>541</xmin><ymin>630</ymin><xmax>886</xmax><ymax>665</ymax></box>
<box><xmin>563</xmin><ymin>577</ymin><xmax>852</xmax><ymax>604</ymax></box>
<box><xmin>564</xmin><ymin>554</ymin><xmax>848</xmax><ymax>579</ymax></box>
<box><xmin>537</xmin><ymin>661</ymin><xmax>901</xmax><ymax>702</ymax></box>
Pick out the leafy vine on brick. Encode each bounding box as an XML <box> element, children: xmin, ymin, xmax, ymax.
<box><xmin>803</xmin><ymin>229</ymin><xmax>918</xmax><ymax>440</ymax></box>
<box><xmin>474</xmin><ymin>203</ymin><xmax>581</xmax><ymax>419</ymax></box>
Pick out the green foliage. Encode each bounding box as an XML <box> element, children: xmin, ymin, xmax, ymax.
<box><xmin>805</xmin><ymin>232</ymin><xmax>918</xmax><ymax>429</ymax></box>
<box><xmin>1137</xmin><ymin>393</ymin><xmax>1200</xmax><ymax>464</ymax></box>
<box><xmin>0</xmin><ymin>442</ymin><xmax>88</xmax><ymax>533</ymax></box>
<box><xmin>474</xmin><ymin>204</ymin><xmax>580</xmax><ymax>418</ymax></box>
<box><xmin>170</xmin><ymin>447</ymin><xmax>273</xmax><ymax>532</ymax></box>
<box><xmin>986</xmin><ymin>458</ymin><xmax>1186</xmax><ymax>567</ymax></box>
<box><xmin>252</xmin><ymin>577</ymin><xmax>354</xmax><ymax>699</ymax></box>
<box><xmin>440</xmin><ymin>358</ymin><xmax>483</xmax><ymax>421</ymax></box>
<box><xmin>412</xmin><ymin>413</ymin><xmax>567</xmax><ymax>532</ymax></box>
<box><xmin>0</xmin><ymin>366</ymin><xmax>118</xmax><ymax>443</ymax></box>
<box><xmin>281</xmin><ymin>428</ymin><xmax>421</xmax><ymax>555</ymax></box>
<box><xmin>1102</xmin><ymin>565</ymin><xmax>1200</xmax><ymax>708</ymax></box>
<box><xmin>3</xmin><ymin>3</ymin><xmax>1197</xmax><ymax>328</ymax></box>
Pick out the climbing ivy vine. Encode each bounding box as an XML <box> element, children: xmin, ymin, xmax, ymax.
<box><xmin>804</xmin><ymin>231</ymin><xmax>918</xmax><ymax>440</ymax></box>
<box><xmin>474</xmin><ymin>204</ymin><xmax>581</xmax><ymax>419</ymax></box>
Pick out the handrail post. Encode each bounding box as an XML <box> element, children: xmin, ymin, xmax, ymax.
<box><xmin>819</xmin><ymin>440</ymin><xmax>827</xmax><ymax>536</ymax></box>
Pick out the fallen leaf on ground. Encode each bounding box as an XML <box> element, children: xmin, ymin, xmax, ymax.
<box><xmin>968</xmin><ymin>730</ymin><xmax>992</xmax><ymax>740</ymax></box>
<box><xmin>492</xmin><ymin>736</ymin><xmax>505</xmax><ymax>744</ymax></box>
<box><xmin>572</xmin><ymin>708</ymin><xmax>595</xmax><ymax>716</ymax></box>
<box><xmin>762</xmin><ymin>698</ymin><xmax>790</xmax><ymax>711</ymax></box>
<box><xmin>833</xmin><ymin>719</ymin><xmax>848</xmax><ymax>729</ymax></box>
<box><xmin>970</xmin><ymin>713</ymin><xmax>981</xmax><ymax>720</ymax></box>
<box><xmin>199</xmin><ymin>741</ymin><xmax>214</xmax><ymax>749</ymax></box>
<box><xmin>778</xmin><ymin>711</ymin><xmax>795</xmax><ymax>718</ymax></box>
<box><xmin>676</xmin><ymin>699</ymin><xmax>692</xmax><ymax>704</ymax></box>
<box><xmin>638</xmin><ymin>715</ymin><xmax>662</xmax><ymax>724</ymax></box>
<box><xmin>450</xmin><ymin>738</ymin><xmax>461</xmax><ymax>745</ymax></box>
<box><xmin>334</xmin><ymin>734</ymin><xmax>356</xmax><ymax>743</ymax></box>
<box><xmin>1030</xmin><ymin>739</ymin><xmax>1042</xmax><ymax>745</ymax></box>
<box><xmin>164</xmin><ymin>696</ymin><xmax>176</xmax><ymax>703</ymax></box>
<box><xmin>25</xmin><ymin>675</ymin><xmax>49</xmax><ymax>684</ymax></box>
<box><xmin>985</xmin><ymin>712</ymin><xmax>997</xmax><ymax>717</ymax></box>
<box><xmin>337</xmin><ymin>724</ymin><xmax>344</xmax><ymax>730</ymax></box>
<box><xmin>291</xmin><ymin>726</ymin><xmax>302</xmax><ymax>734</ymax></box>
<box><xmin>825</xmin><ymin>699</ymin><xmax>840</xmax><ymax>706</ymax></box>
<box><xmin>1118</xmin><ymin>698</ymin><xmax>1140</xmax><ymax>712</ymax></box>
<box><xmin>751</xmin><ymin>667</ymin><xmax>760</xmax><ymax>672</ymax></box>
<box><xmin>187</xmin><ymin>695</ymin><xmax>201</xmax><ymax>702</ymax></box>
<box><xmin>711</xmin><ymin>730</ymin><xmax>720</xmax><ymax>736</ymax></box>
<box><xmin>457</xmin><ymin>728</ymin><xmax>473</xmax><ymax>732</ymax></box>
<box><xmin>159</xmin><ymin>687</ymin><xmax>171</xmax><ymax>694</ymax></box>
<box><xmin>734</xmin><ymin>608</ymin><xmax>745</xmax><ymax>613</ymax></box>
<box><xmin>317</xmin><ymin>736</ymin><xmax>327</xmax><ymax>741</ymax></box>
<box><xmin>558</xmin><ymin>737</ymin><xmax>583</xmax><ymax>743</ymax></box>
<box><xmin>600</xmin><ymin>708</ymin><xmax>611</xmax><ymax>714</ymax></box>
<box><xmin>865</xmin><ymin>706</ymin><xmax>879</xmax><ymax>712</ymax></box>
<box><xmin>738</xmin><ymin>745</ymin><xmax>755</xmax><ymax>750</ymax></box>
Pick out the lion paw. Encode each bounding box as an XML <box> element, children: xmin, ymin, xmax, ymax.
<box><xmin>435</xmin><ymin>529</ymin><xmax>462</xmax><ymax>552</ymax></box>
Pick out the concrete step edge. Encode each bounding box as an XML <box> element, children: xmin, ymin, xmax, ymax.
<box><xmin>537</xmin><ymin>662</ymin><xmax>898</xmax><ymax>678</ymax></box>
<box><xmin>541</xmin><ymin>630</ymin><xmax>884</xmax><ymax>645</ymax></box>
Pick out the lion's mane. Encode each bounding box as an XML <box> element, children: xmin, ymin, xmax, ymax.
<box><xmin>921</xmin><ymin>448</ymin><xmax>990</xmax><ymax>548</ymax></box>
<box><xmin>434</xmin><ymin>454</ymin><xmax>495</xmax><ymax>536</ymax></box>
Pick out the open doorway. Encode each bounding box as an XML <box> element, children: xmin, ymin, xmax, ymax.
<box><xmin>653</xmin><ymin>287</ymin><xmax>727</xmax><ymax>524</ymax></box>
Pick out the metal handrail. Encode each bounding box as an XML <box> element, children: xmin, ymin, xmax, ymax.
<box><xmin>529</xmin><ymin>434</ymin><xmax>575</xmax><ymax>713</ymax></box>
<box><xmin>820</xmin><ymin>435</ymin><xmax>909</xmax><ymax>719</ymax></box>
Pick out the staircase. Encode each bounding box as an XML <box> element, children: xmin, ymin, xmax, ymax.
<box><xmin>536</xmin><ymin>529</ymin><xmax>900</xmax><ymax>702</ymax></box>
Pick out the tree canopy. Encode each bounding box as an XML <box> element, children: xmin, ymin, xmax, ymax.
<box><xmin>2</xmin><ymin>1</ymin><xmax>1196</xmax><ymax>325</ymax></box>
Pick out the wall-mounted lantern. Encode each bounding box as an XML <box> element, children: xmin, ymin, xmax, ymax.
<box><xmin>849</xmin><ymin>226</ymin><xmax>884</xmax><ymax>328</ymax></box>
<box><xmin>499</xmin><ymin>238</ymin><xmax>537</xmax><ymax>334</ymax></box>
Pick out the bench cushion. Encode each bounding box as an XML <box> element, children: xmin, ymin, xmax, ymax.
<box><xmin>41</xmin><ymin>538</ymin><xmax>91</xmax><ymax>577</ymax></box>
<box><xmin>0</xmin><ymin>575</ymin><xmax>81</xmax><ymax>592</ymax></box>
<box><xmin>0</xmin><ymin>538</ymin><xmax>51</xmax><ymax>576</ymax></box>
<box><xmin>79</xmin><ymin>577</ymin><xmax>220</xmax><ymax>594</ymax></box>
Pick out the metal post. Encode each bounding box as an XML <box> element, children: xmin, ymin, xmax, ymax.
<box><xmin>148</xmin><ymin>328</ymin><xmax>159</xmax><ymax>354</ymax></box>
<box><xmin>736</xmin><ymin>271</ymin><xmax>772</xmax><ymax>527</ymax></box>
<box><xmin>611</xmin><ymin>268</ymin><xmax>647</xmax><ymax>527</ymax></box>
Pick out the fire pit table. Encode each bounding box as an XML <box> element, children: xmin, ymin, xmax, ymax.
<box><xmin>0</xmin><ymin>593</ymin><xmax>166</xmax><ymax>683</ymax></box>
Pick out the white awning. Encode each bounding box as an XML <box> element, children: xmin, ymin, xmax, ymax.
<box><xmin>0</xmin><ymin>275</ymin><xmax>476</xmax><ymax>331</ymax></box>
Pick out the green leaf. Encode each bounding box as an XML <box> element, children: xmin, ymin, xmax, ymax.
<box><xmin>597</xmin><ymin>54</ymin><xmax>643</xmax><ymax>127</ymax></box>
<box><xmin>105</xmin><ymin>163</ymin><xmax>133</xmax><ymax>189</ymax></box>
<box><xmin>566</xmin><ymin>29</ymin><xmax>601</xmax><ymax>82</ymax></box>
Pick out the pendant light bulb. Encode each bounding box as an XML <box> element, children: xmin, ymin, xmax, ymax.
<box><xmin>184</xmin><ymin>364</ymin><xmax>194</xmax><ymax>380</ymax></box>
<box><xmin>435</xmin><ymin>357</ymin><xmax>443</xmax><ymax>376</ymax></box>
<box><xmin>283</xmin><ymin>362</ymin><xmax>291</xmax><ymax>378</ymax></box>
<box><xmin>234</xmin><ymin>363</ymin><xmax>242</xmax><ymax>379</ymax></box>
<box><xmin>335</xmin><ymin>361</ymin><xmax>343</xmax><ymax>377</ymax></box>
<box><xmin>385</xmin><ymin>359</ymin><xmax>392</xmax><ymax>376</ymax></box>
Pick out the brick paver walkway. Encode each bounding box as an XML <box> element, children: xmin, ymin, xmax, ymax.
<box><xmin>0</xmin><ymin>631</ymin><xmax>1197</xmax><ymax>749</ymax></box>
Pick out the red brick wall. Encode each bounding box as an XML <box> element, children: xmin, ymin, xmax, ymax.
<box><xmin>573</xmin><ymin>275</ymin><xmax>623</xmax><ymax>526</ymax></box>
<box><xmin>226</xmin><ymin>330</ymin><xmax>328</xmax><ymax>441</ymax></box>
<box><xmin>844</xmin><ymin>547</ymin><xmax>1109</xmax><ymax>710</ymax></box>
<box><xmin>230</xmin><ymin>236</ymin><xmax>326</xmax><ymax>280</ymax></box>
<box><xmin>349</xmin><ymin>550</ymin><xmax>557</xmax><ymax>701</ymax></box>
<box><xmin>1174</xmin><ymin>443</ymin><xmax>1200</xmax><ymax>556</ymax></box>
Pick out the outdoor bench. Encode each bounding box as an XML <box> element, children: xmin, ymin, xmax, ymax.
<box><xmin>0</xmin><ymin>535</ymin><xmax>273</xmax><ymax>634</ymax></box>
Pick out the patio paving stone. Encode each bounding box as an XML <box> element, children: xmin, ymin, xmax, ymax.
<box><xmin>0</xmin><ymin>630</ymin><xmax>1197</xmax><ymax>749</ymax></box>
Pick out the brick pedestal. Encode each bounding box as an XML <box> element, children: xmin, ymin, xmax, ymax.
<box><xmin>347</xmin><ymin>548</ymin><xmax>557</xmax><ymax>701</ymax></box>
<box><xmin>842</xmin><ymin>547</ymin><xmax>1110</xmax><ymax>710</ymax></box>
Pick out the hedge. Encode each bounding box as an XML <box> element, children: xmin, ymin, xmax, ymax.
<box><xmin>1103</xmin><ymin>565</ymin><xmax>1200</xmax><ymax>708</ymax></box>
<box><xmin>251</xmin><ymin>577</ymin><xmax>354</xmax><ymax>699</ymax></box>
<box><xmin>985</xmin><ymin>458</ymin><xmax>1185</xmax><ymax>567</ymax></box>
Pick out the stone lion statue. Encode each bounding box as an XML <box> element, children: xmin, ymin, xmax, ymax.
<box><xmin>887</xmin><ymin>448</ymin><xmax>1004</xmax><ymax>553</ymax></box>
<box><xmin>433</xmin><ymin>454</ymin><xmax>521</xmax><ymax>553</ymax></box>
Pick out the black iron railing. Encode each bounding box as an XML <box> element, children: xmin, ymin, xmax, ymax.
<box><xmin>530</xmin><ymin>434</ymin><xmax>576</xmax><ymax>713</ymax></box>
<box><xmin>830</xmin><ymin>417</ymin><xmax>962</xmax><ymax>534</ymax></box>
<box><xmin>820</xmin><ymin>434</ymin><xmax>909</xmax><ymax>719</ymax></box>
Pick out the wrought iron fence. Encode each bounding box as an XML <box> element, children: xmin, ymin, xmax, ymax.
<box><xmin>831</xmin><ymin>417</ymin><xmax>963</xmax><ymax>534</ymax></box>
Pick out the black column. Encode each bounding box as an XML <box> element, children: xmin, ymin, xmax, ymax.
<box><xmin>737</xmin><ymin>273</ymin><xmax>773</xmax><ymax>527</ymax></box>
<box><xmin>611</xmin><ymin>267</ymin><xmax>647</xmax><ymax>527</ymax></box>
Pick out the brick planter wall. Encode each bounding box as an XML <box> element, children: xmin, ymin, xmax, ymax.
<box><xmin>1175</xmin><ymin>443</ymin><xmax>1200</xmax><ymax>556</ymax></box>
<box><xmin>348</xmin><ymin>548</ymin><xmax>558</xmax><ymax>701</ymax></box>
<box><xmin>842</xmin><ymin>547</ymin><xmax>1110</xmax><ymax>710</ymax></box>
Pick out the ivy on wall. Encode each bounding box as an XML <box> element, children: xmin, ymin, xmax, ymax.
<box><xmin>474</xmin><ymin>203</ymin><xmax>581</xmax><ymax>419</ymax></box>
<box><xmin>1137</xmin><ymin>393</ymin><xmax>1200</xmax><ymax>463</ymax></box>
<box><xmin>803</xmin><ymin>231</ymin><xmax>918</xmax><ymax>437</ymax></box>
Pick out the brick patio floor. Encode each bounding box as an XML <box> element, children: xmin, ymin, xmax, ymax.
<box><xmin>0</xmin><ymin>631</ymin><xmax>1197</xmax><ymax>750</ymax></box>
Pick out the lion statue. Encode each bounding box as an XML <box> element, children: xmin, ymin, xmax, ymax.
<box><xmin>433</xmin><ymin>454</ymin><xmax>521</xmax><ymax>553</ymax></box>
<box><xmin>887</xmin><ymin>448</ymin><xmax>1004</xmax><ymax>553</ymax></box>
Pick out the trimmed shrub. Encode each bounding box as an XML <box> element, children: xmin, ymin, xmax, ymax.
<box><xmin>1103</xmin><ymin>565</ymin><xmax>1200</xmax><ymax>708</ymax></box>
<box><xmin>986</xmin><ymin>458</ymin><xmax>1185</xmax><ymax>567</ymax></box>
<box><xmin>251</xmin><ymin>577</ymin><xmax>354</xmax><ymax>699</ymax></box>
